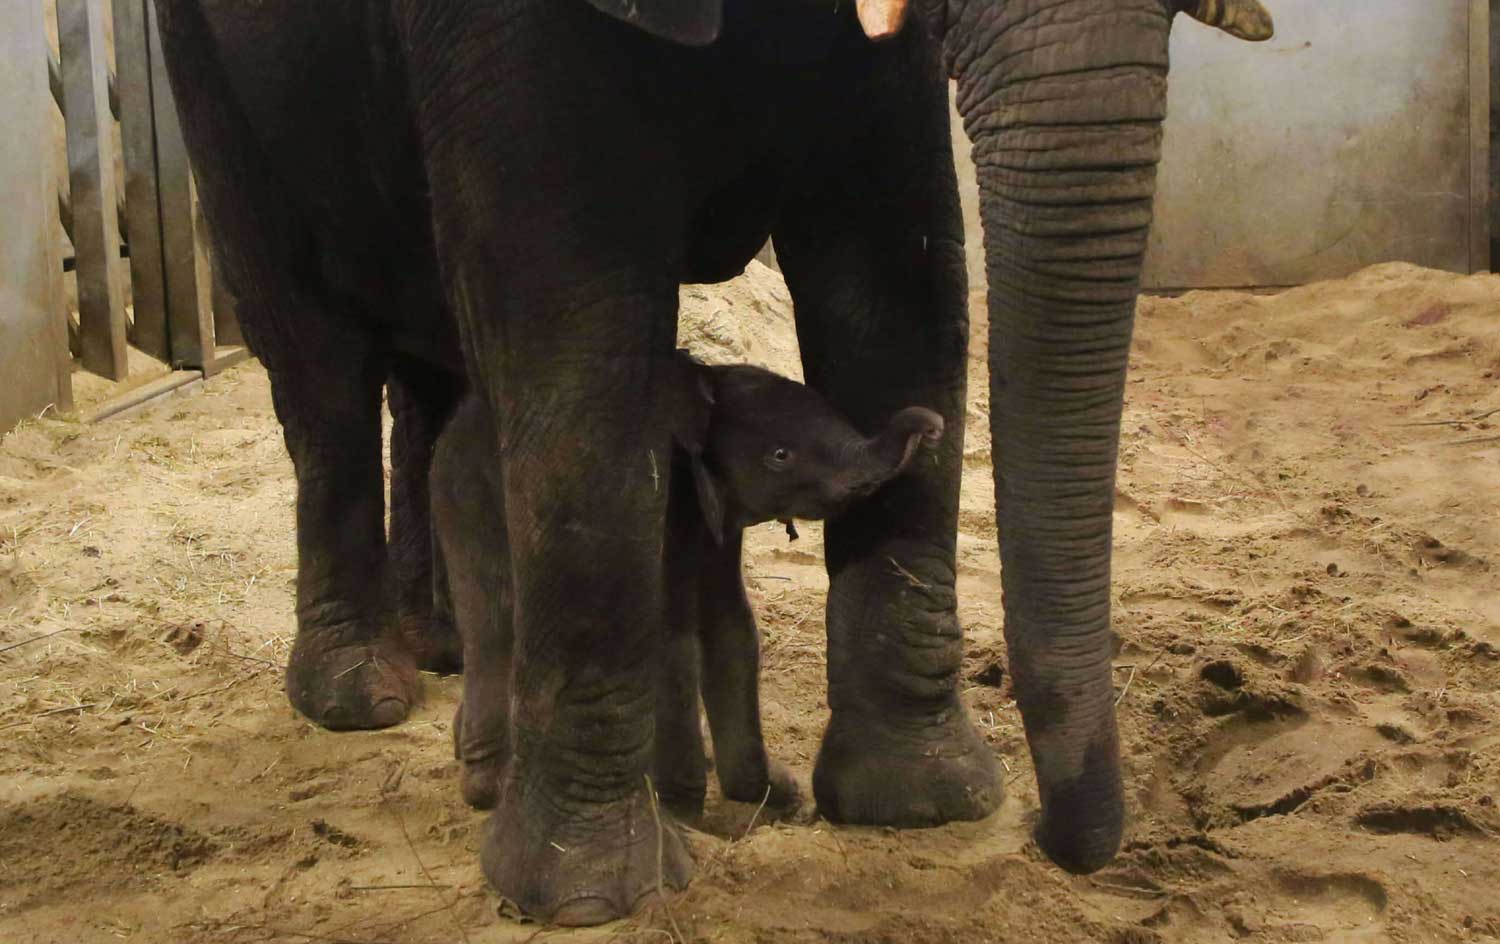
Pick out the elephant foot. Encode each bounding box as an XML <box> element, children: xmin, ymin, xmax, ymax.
<box><xmin>400</xmin><ymin>612</ymin><xmax>464</xmax><ymax>675</ymax></box>
<box><xmin>812</xmin><ymin>705</ymin><xmax>1001</xmax><ymax>826</ymax></box>
<box><xmin>453</xmin><ymin>703</ymin><xmax>508</xmax><ymax>810</ymax></box>
<box><xmin>482</xmin><ymin>779</ymin><xmax>694</xmax><ymax>926</ymax></box>
<box><xmin>721</xmin><ymin>758</ymin><xmax>801</xmax><ymax>811</ymax></box>
<box><xmin>285</xmin><ymin>630</ymin><xmax>421</xmax><ymax>731</ymax></box>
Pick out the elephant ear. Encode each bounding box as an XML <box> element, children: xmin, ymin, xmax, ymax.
<box><xmin>581</xmin><ymin>1</ymin><xmax>723</xmax><ymax>46</ymax></box>
<box><xmin>670</xmin><ymin>350</ymin><xmax>728</xmax><ymax>546</ymax></box>
<box><xmin>1179</xmin><ymin>0</ymin><xmax>1275</xmax><ymax>42</ymax></box>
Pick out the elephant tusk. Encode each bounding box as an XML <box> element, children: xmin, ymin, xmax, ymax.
<box><xmin>856</xmin><ymin>0</ymin><xmax>909</xmax><ymax>41</ymax></box>
<box><xmin>1185</xmin><ymin>0</ymin><xmax>1275</xmax><ymax>42</ymax></box>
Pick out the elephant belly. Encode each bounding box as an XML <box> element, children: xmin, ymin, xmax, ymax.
<box><xmin>682</xmin><ymin>173</ymin><xmax>783</xmax><ymax>285</ymax></box>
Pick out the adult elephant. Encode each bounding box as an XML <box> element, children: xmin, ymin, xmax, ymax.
<box><xmin>154</xmin><ymin>0</ymin><xmax>1272</xmax><ymax>925</ymax></box>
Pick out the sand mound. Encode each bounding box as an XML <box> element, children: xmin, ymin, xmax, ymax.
<box><xmin>679</xmin><ymin>260</ymin><xmax>804</xmax><ymax>380</ymax></box>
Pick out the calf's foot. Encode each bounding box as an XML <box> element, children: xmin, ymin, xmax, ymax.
<box><xmin>285</xmin><ymin>629</ymin><xmax>421</xmax><ymax>730</ymax></box>
<box><xmin>461</xmin><ymin>752</ymin><xmax>507</xmax><ymax>811</ymax></box>
<box><xmin>401</xmin><ymin>612</ymin><xmax>464</xmax><ymax>675</ymax></box>
<box><xmin>654</xmin><ymin>779</ymin><xmax>706</xmax><ymax>826</ymax></box>
<box><xmin>452</xmin><ymin>702</ymin><xmax>508</xmax><ymax>809</ymax></box>
<box><xmin>720</xmin><ymin>757</ymin><xmax>801</xmax><ymax>811</ymax></box>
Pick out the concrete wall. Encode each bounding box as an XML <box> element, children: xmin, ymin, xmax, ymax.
<box><xmin>1144</xmin><ymin>0</ymin><xmax>1486</xmax><ymax>288</ymax></box>
<box><xmin>1</xmin><ymin>1</ymin><xmax>68</xmax><ymax>434</ymax></box>
<box><xmin>950</xmin><ymin>3</ymin><xmax>1489</xmax><ymax>294</ymax></box>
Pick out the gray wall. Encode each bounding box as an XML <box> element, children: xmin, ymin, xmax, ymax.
<box><xmin>950</xmin><ymin>3</ymin><xmax>1489</xmax><ymax>294</ymax></box>
<box><xmin>1144</xmin><ymin>0</ymin><xmax>1487</xmax><ymax>289</ymax></box>
<box><xmin>2</xmin><ymin>1</ymin><xmax>67</xmax><ymax>433</ymax></box>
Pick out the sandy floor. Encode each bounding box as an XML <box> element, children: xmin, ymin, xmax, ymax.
<box><xmin>2</xmin><ymin>261</ymin><xmax>1498</xmax><ymax>943</ymax></box>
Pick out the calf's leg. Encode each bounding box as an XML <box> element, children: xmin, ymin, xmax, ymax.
<box><xmin>697</xmin><ymin>529</ymin><xmax>799</xmax><ymax>808</ymax></box>
<box><xmin>388</xmin><ymin>357</ymin><xmax>464</xmax><ymax>674</ymax></box>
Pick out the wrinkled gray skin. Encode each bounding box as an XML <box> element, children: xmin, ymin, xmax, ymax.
<box><xmin>434</xmin><ymin>353</ymin><xmax>945</xmax><ymax>819</ymax></box>
<box><xmin>154</xmin><ymin>0</ymin><xmax>1272</xmax><ymax>925</ymax></box>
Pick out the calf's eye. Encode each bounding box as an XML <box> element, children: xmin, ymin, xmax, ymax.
<box><xmin>765</xmin><ymin>447</ymin><xmax>793</xmax><ymax>471</ymax></box>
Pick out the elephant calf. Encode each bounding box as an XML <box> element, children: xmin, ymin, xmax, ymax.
<box><xmin>432</xmin><ymin>351</ymin><xmax>943</xmax><ymax>822</ymax></box>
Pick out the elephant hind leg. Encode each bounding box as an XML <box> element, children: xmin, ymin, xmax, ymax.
<box><xmin>431</xmin><ymin>395</ymin><xmax>512</xmax><ymax>809</ymax></box>
<box><xmin>259</xmin><ymin>306</ymin><xmax>422</xmax><ymax>731</ymax></box>
<box><xmin>152</xmin><ymin>0</ymin><xmax>420</xmax><ymax>731</ymax></box>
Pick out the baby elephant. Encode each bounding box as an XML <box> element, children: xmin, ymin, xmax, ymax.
<box><xmin>432</xmin><ymin>351</ymin><xmax>943</xmax><ymax>819</ymax></box>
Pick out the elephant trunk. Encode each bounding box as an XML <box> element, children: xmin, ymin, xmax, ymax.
<box><xmin>946</xmin><ymin>0</ymin><xmax>1174</xmax><ymax>873</ymax></box>
<box><xmin>844</xmin><ymin>406</ymin><xmax>945</xmax><ymax>496</ymax></box>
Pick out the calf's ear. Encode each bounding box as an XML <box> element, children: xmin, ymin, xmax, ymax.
<box><xmin>689</xmin><ymin>459</ymin><xmax>728</xmax><ymax>547</ymax></box>
<box><xmin>582</xmin><ymin>1</ymin><xmax>722</xmax><ymax>45</ymax></box>
<box><xmin>670</xmin><ymin>350</ymin><xmax>728</xmax><ymax>546</ymax></box>
<box><xmin>670</xmin><ymin>349</ymin><xmax>715</xmax><ymax>458</ymax></box>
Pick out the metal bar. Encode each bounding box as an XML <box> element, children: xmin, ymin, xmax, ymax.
<box><xmin>113</xmin><ymin>0</ymin><xmax>170</xmax><ymax>361</ymax></box>
<box><xmin>1470</xmin><ymin>0</ymin><xmax>1492</xmax><ymax>272</ymax></box>
<box><xmin>58</xmin><ymin>0</ymin><xmax>129</xmax><ymax>381</ymax></box>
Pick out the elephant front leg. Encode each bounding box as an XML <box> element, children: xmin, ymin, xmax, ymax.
<box><xmin>395</xmin><ymin>3</ymin><xmax>696</xmax><ymax>916</ymax></box>
<box><xmin>777</xmin><ymin>229</ymin><xmax>999</xmax><ymax>825</ymax></box>
<box><xmin>471</xmin><ymin>297</ymin><xmax>692</xmax><ymax>926</ymax></box>
<box><xmin>771</xmin><ymin>40</ymin><xmax>999</xmax><ymax>826</ymax></box>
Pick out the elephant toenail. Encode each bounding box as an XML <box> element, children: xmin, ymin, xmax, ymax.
<box><xmin>368</xmin><ymin>698</ymin><xmax>409</xmax><ymax>729</ymax></box>
<box><xmin>551</xmin><ymin>896</ymin><xmax>620</xmax><ymax>927</ymax></box>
